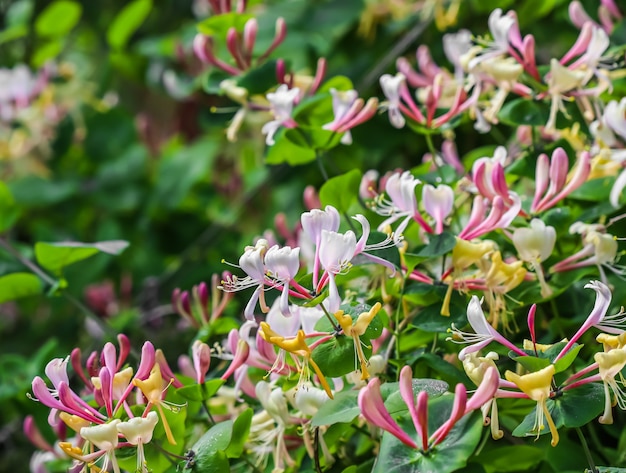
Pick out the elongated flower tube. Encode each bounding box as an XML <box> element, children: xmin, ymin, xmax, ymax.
<box><xmin>448</xmin><ymin>296</ymin><xmax>527</xmax><ymax>360</ymax></box>
<box><xmin>555</xmin><ymin>281</ymin><xmax>614</xmax><ymax>361</ymax></box>
<box><xmin>363</xmin><ymin>365</ymin><xmax>499</xmax><ymax>452</ymax></box>
<box><xmin>505</xmin><ymin>365</ymin><xmax>558</xmax><ymax>446</ymax></box>
<box><xmin>532</xmin><ymin>148</ymin><xmax>590</xmax><ymax>214</ymax></box>
<box><xmin>359</xmin><ymin>377</ymin><xmax>418</xmax><ymax>448</ymax></box>
<box><xmin>191</xmin><ymin>340</ymin><xmax>211</xmax><ymax>385</ymax></box>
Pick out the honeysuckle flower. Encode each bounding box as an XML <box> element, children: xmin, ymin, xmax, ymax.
<box><xmin>594</xmin><ymin>348</ymin><xmax>626</xmax><ymax>424</ymax></box>
<box><xmin>457</xmin><ymin>193</ymin><xmax>522</xmax><ymax>241</ymax></box>
<box><xmin>318</xmin><ymin>229</ymin><xmax>357</xmax><ymax>312</ymax></box>
<box><xmin>248</xmin><ymin>381</ymin><xmax>297</xmax><ymax>471</ymax></box>
<box><xmin>323</xmin><ymin>89</ymin><xmax>378</xmax><ymax>145</ymax></box>
<box><xmin>379</xmin><ymin>73</ymin><xmax>406</xmax><ymax>128</ymax></box>
<box><xmin>372</xmin><ymin>171</ymin><xmax>433</xmax><ymax>240</ymax></box>
<box><xmin>359</xmin><ymin>376</ymin><xmax>418</xmax><ymax>448</ymax></box>
<box><xmin>422</xmin><ymin>184</ymin><xmax>454</xmax><ymax>234</ymax></box>
<box><xmin>555</xmin><ymin>280</ymin><xmax>622</xmax><ymax>361</ymax></box>
<box><xmin>467</xmin><ymin>251</ymin><xmax>527</xmax><ymax>330</ymax></box>
<box><xmin>511</xmin><ymin>218</ymin><xmax>556</xmax><ymax>262</ymax></box>
<box><xmin>116</xmin><ymin>411</ymin><xmax>159</xmax><ymax>473</ymax></box>
<box><xmin>551</xmin><ymin>224</ymin><xmax>623</xmax><ymax>283</ymax></box>
<box><xmin>259</xmin><ymin>323</ymin><xmax>333</xmax><ymax>398</ymax></box>
<box><xmin>531</xmin><ymin>148</ymin><xmax>591</xmax><ymax>214</ymax></box>
<box><xmin>132</xmin><ymin>364</ymin><xmax>180</xmax><ymax>445</ymax></box>
<box><xmin>333</xmin><ymin>302</ymin><xmax>382</xmax><ymax>380</ymax></box>
<box><xmin>505</xmin><ymin>365</ymin><xmax>558</xmax><ymax>446</ymax></box>
<box><xmin>462</xmin><ymin>352</ymin><xmax>504</xmax><ymax>439</ymax></box>
<box><xmin>597</xmin><ymin>331</ymin><xmax>626</xmax><ymax>352</ymax></box>
<box><xmin>261</xmin><ymin>84</ymin><xmax>300</xmax><ymax>145</ymax></box>
<box><xmin>448</xmin><ymin>295</ymin><xmax>527</xmax><ymax>360</ymax></box>
<box><xmin>221</xmin><ymin>239</ymin><xmax>270</xmax><ymax>320</ymax></box>
<box><xmin>301</xmin><ymin>205</ymin><xmax>340</xmax><ymax>286</ymax></box>
<box><xmin>359</xmin><ymin>364</ymin><xmax>499</xmax><ymax>452</ymax></box>
<box><xmin>512</xmin><ymin>219</ymin><xmax>555</xmax><ymax>298</ymax></box>
<box><xmin>80</xmin><ymin>420</ymin><xmax>122</xmax><ymax>473</ymax></box>
<box><xmin>441</xmin><ymin>238</ymin><xmax>496</xmax><ymax>316</ymax></box>
<box><xmin>264</xmin><ymin>245</ymin><xmax>301</xmax><ymax>316</ymax></box>
<box><xmin>191</xmin><ymin>340</ymin><xmax>211</xmax><ymax>385</ymax></box>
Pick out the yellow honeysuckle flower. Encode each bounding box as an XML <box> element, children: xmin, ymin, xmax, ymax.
<box><xmin>334</xmin><ymin>302</ymin><xmax>382</xmax><ymax>380</ymax></box>
<box><xmin>442</xmin><ymin>238</ymin><xmax>496</xmax><ymax>316</ymax></box>
<box><xmin>259</xmin><ymin>323</ymin><xmax>334</xmax><ymax>399</ymax></box>
<box><xmin>505</xmin><ymin>365</ymin><xmax>559</xmax><ymax>446</ymax></box>
<box><xmin>133</xmin><ymin>365</ymin><xmax>178</xmax><ymax>445</ymax></box>
<box><xmin>597</xmin><ymin>332</ymin><xmax>626</xmax><ymax>352</ymax></box>
<box><xmin>594</xmin><ymin>348</ymin><xmax>626</xmax><ymax>424</ymax></box>
<box><xmin>59</xmin><ymin>412</ymin><xmax>91</xmax><ymax>433</ymax></box>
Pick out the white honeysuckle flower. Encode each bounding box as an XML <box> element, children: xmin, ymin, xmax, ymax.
<box><xmin>380</xmin><ymin>73</ymin><xmax>406</xmax><ymax>128</ymax></box>
<box><xmin>264</xmin><ymin>245</ymin><xmax>301</xmax><ymax>316</ymax></box>
<box><xmin>319</xmin><ymin>229</ymin><xmax>357</xmax><ymax>312</ymax></box>
<box><xmin>605</xmin><ymin>98</ymin><xmax>626</xmax><ymax>142</ymax></box>
<box><xmin>422</xmin><ymin>184</ymin><xmax>454</xmax><ymax>234</ymax></box>
<box><xmin>262</xmin><ymin>84</ymin><xmax>300</xmax><ymax>145</ymax></box>
<box><xmin>116</xmin><ymin>411</ymin><xmax>159</xmax><ymax>445</ymax></box>
<box><xmin>512</xmin><ymin>219</ymin><xmax>556</xmax><ymax>263</ymax></box>
<box><xmin>293</xmin><ymin>384</ymin><xmax>330</xmax><ymax>416</ymax></box>
<box><xmin>443</xmin><ymin>29</ymin><xmax>472</xmax><ymax>78</ymax></box>
<box><xmin>324</xmin><ymin>88</ymin><xmax>358</xmax><ymax>144</ymax></box>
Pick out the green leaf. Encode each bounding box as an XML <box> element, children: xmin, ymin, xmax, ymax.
<box><xmin>150</xmin><ymin>138</ymin><xmax>218</xmax><ymax>211</ymax></box>
<box><xmin>319</xmin><ymin>169</ymin><xmax>361</xmax><ymax>214</ymax></box>
<box><xmin>0</xmin><ymin>273</ymin><xmax>42</xmax><ymax>303</ymax></box>
<box><xmin>225</xmin><ymin>408</ymin><xmax>253</xmax><ymax>458</ymax></box>
<box><xmin>0</xmin><ymin>181</ymin><xmax>19</xmax><ymax>233</ymax></box>
<box><xmin>32</xmin><ymin>40</ymin><xmax>64</xmax><ymax>67</ymax></box>
<box><xmin>196</xmin><ymin>12</ymin><xmax>254</xmax><ymax>36</ymax></box>
<box><xmin>512</xmin><ymin>383</ymin><xmax>605</xmax><ymax>438</ymax></box>
<box><xmin>237</xmin><ymin>60</ymin><xmax>280</xmax><ymax>95</ymax></box>
<box><xmin>35</xmin><ymin>0</ymin><xmax>81</xmax><ymax>37</ymax></box>
<box><xmin>265</xmin><ymin>131</ymin><xmax>317</xmax><ymax>165</ymax></box>
<box><xmin>509</xmin><ymin>354</ymin><xmax>551</xmax><ymax>372</ymax></box>
<box><xmin>35</xmin><ymin>240</ymin><xmax>129</xmax><ymax>275</ymax></box>
<box><xmin>373</xmin><ymin>394</ymin><xmax>483</xmax><ymax>473</ymax></box>
<box><xmin>413</xmin><ymin>231</ymin><xmax>456</xmax><ymax>258</ymax></box>
<box><xmin>183</xmin><ymin>410</ymin><xmax>252</xmax><ymax>472</ymax></box>
<box><xmin>510</xmin><ymin>342</ymin><xmax>583</xmax><ymax>374</ymax></box>
<box><xmin>593</xmin><ymin>468</ymin><xmax>626</xmax><ymax>473</ymax></box>
<box><xmin>176</xmin><ymin>379</ymin><xmax>225</xmax><ymax>402</ymax></box>
<box><xmin>498</xmin><ymin>98</ymin><xmax>550</xmax><ymax>127</ymax></box>
<box><xmin>311</xmin><ymin>390</ymin><xmax>360</xmax><ymax>426</ymax></box>
<box><xmin>475</xmin><ymin>445</ymin><xmax>545</xmax><ymax>473</ymax></box>
<box><xmin>107</xmin><ymin>0</ymin><xmax>152</xmax><ymax>49</ymax></box>
<box><xmin>311</xmin><ymin>334</ymin><xmax>367</xmax><ymax>378</ymax></box>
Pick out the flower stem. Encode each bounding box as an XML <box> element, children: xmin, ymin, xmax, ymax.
<box><xmin>576</xmin><ymin>427</ymin><xmax>598</xmax><ymax>473</ymax></box>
